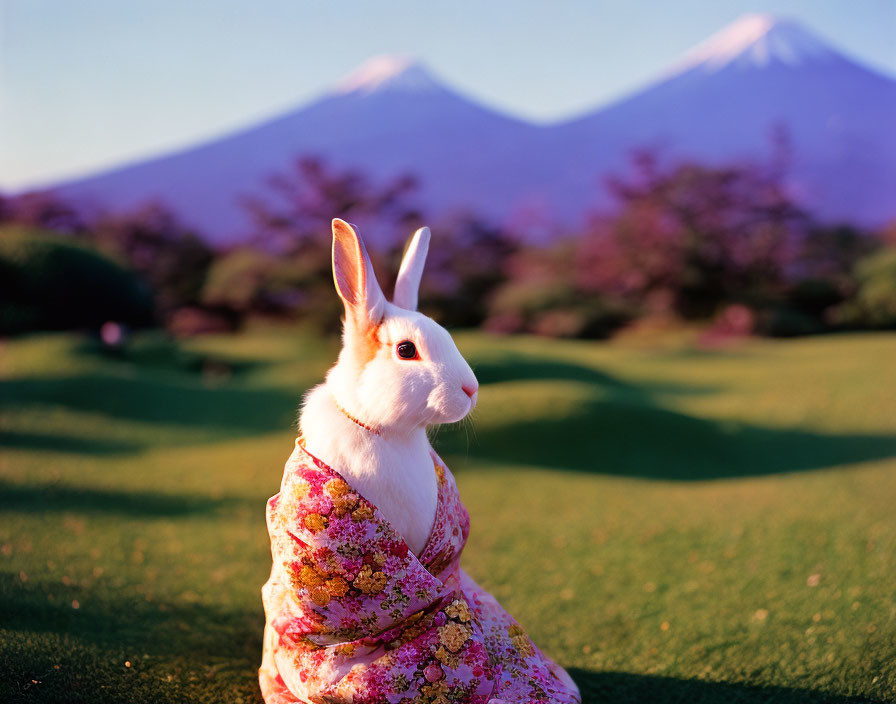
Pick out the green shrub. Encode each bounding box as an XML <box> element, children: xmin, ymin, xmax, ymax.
<box><xmin>0</xmin><ymin>226</ymin><xmax>154</xmax><ymax>334</ymax></box>
<box><xmin>201</xmin><ymin>248</ymin><xmax>342</xmax><ymax>332</ymax></box>
<box><xmin>200</xmin><ymin>248</ymin><xmax>317</xmax><ymax>313</ymax></box>
<box><xmin>201</xmin><ymin>249</ymin><xmax>285</xmax><ymax>313</ymax></box>
<box><xmin>831</xmin><ymin>248</ymin><xmax>896</xmax><ymax>328</ymax></box>
<box><xmin>486</xmin><ymin>279</ymin><xmax>632</xmax><ymax>338</ymax></box>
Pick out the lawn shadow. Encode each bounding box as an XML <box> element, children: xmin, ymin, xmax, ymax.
<box><xmin>439</xmin><ymin>355</ymin><xmax>896</xmax><ymax>480</ymax></box>
<box><xmin>1</xmin><ymin>372</ymin><xmax>300</xmax><ymax>437</ymax></box>
<box><xmin>0</xmin><ymin>481</ymin><xmax>240</xmax><ymax>517</ymax></box>
<box><xmin>443</xmin><ymin>398</ymin><xmax>896</xmax><ymax>480</ymax></box>
<box><xmin>570</xmin><ymin>668</ymin><xmax>883</xmax><ymax>703</ymax></box>
<box><xmin>72</xmin><ymin>335</ymin><xmax>272</xmax><ymax>379</ymax></box>
<box><xmin>472</xmin><ymin>356</ymin><xmax>716</xmax><ymax>398</ymax></box>
<box><xmin>474</xmin><ymin>356</ymin><xmax>635</xmax><ymax>388</ymax></box>
<box><xmin>0</xmin><ymin>430</ymin><xmax>141</xmax><ymax>455</ymax></box>
<box><xmin>0</xmin><ymin>572</ymin><xmax>264</xmax><ymax>703</ymax></box>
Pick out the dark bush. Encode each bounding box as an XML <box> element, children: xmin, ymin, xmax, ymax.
<box><xmin>753</xmin><ymin>305</ymin><xmax>825</xmax><ymax>337</ymax></box>
<box><xmin>0</xmin><ymin>226</ymin><xmax>154</xmax><ymax>334</ymax></box>
<box><xmin>91</xmin><ymin>204</ymin><xmax>214</xmax><ymax>315</ymax></box>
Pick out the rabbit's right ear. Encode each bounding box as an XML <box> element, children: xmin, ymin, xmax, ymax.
<box><xmin>332</xmin><ymin>219</ymin><xmax>385</xmax><ymax>326</ymax></box>
<box><xmin>393</xmin><ymin>226</ymin><xmax>430</xmax><ymax>311</ymax></box>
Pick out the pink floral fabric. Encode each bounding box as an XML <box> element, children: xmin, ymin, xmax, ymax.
<box><xmin>259</xmin><ymin>439</ymin><xmax>580</xmax><ymax>704</ymax></box>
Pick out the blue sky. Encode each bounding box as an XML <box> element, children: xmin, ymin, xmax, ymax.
<box><xmin>2</xmin><ymin>0</ymin><xmax>894</xmax><ymax>189</ymax></box>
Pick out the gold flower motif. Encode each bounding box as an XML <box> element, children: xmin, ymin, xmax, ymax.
<box><xmin>513</xmin><ymin>636</ymin><xmax>534</xmax><ymax>657</ymax></box>
<box><xmin>325</xmin><ymin>576</ymin><xmax>349</xmax><ymax>598</ymax></box>
<box><xmin>433</xmin><ymin>645</ymin><xmax>460</xmax><ymax>669</ymax></box>
<box><xmin>507</xmin><ymin>624</ymin><xmax>534</xmax><ymax>657</ymax></box>
<box><xmin>300</xmin><ymin>563</ymin><xmax>326</xmax><ymax>587</ymax></box>
<box><xmin>290</xmin><ymin>561</ymin><xmax>328</xmax><ymax>592</ymax></box>
<box><xmin>351</xmin><ymin>504</ymin><xmax>374</xmax><ymax>522</ymax></box>
<box><xmin>309</xmin><ymin>585</ymin><xmax>331</xmax><ymax>607</ymax></box>
<box><xmin>334</xmin><ymin>643</ymin><xmax>355</xmax><ymax>657</ymax></box>
<box><xmin>304</xmin><ymin>513</ymin><xmax>329</xmax><ymax>532</ymax></box>
<box><xmin>445</xmin><ymin>598</ymin><xmax>472</xmax><ymax>623</ymax></box>
<box><xmin>438</xmin><ymin>621</ymin><xmax>471</xmax><ymax>653</ymax></box>
<box><xmin>353</xmin><ymin>564</ymin><xmax>388</xmax><ymax>594</ymax></box>
<box><xmin>421</xmin><ymin>680</ymin><xmax>449</xmax><ymax>698</ymax></box>
<box><xmin>331</xmin><ymin>492</ymin><xmax>360</xmax><ymax>517</ymax></box>
<box><xmin>324</xmin><ymin>478</ymin><xmax>350</xmax><ymax>497</ymax></box>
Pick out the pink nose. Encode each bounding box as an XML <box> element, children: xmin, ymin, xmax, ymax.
<box><xmin>462</xmin><ymin>383</ymin><xmax>478</xmax><ymax>398</ymax></box>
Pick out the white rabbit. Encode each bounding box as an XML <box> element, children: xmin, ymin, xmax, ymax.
<box><xmin>299</xmin><ymin>218</ymin><xmax>479</xmax><ymax>555</ymax></box>
<box><xmin>261</xmin><ymin>218</ymin><xmax>580</xmax><ymax>703</ymax></box>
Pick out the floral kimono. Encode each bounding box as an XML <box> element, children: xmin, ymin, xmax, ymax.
<box><xmin>259</xmin><ymin>439</ymin><xmax>580</xmax><ymax>704</ymax></box>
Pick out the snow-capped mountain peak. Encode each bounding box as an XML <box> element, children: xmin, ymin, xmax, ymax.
<box><xmin>334</xmin><ymin>55</ymin><xmax>443</xmax><ymax>95</ymax></box>
<box><xmin>42</xmin><ymin>15</ymin><xmax>896</xmax><ymax>241</ymax></box>
<box><xmin>670</xmin><ymin>14</ymin><xmax>837</xmax><ymax>74</ymax></box>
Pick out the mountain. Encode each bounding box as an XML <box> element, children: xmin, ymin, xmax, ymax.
<box><xmin>541</xmin><ymin>14</ymin><xmax>896</xmax><ymax>225</ymax></box>
<box><xmin>50</xmin><ymin>56</ymin><xmax>545</xmax><ymax>243</ymax></box>
<box><xmin>44</xmin><ymin>15</ymin><xmax>896</xmax><ymax>242</ymax></box>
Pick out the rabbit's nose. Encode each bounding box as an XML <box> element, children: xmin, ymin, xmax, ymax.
<box><xmin>462</xmin><ymin>383</ymin><xmax>478</xmax><ymax>399</ymax></box>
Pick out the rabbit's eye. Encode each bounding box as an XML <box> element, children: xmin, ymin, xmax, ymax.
<box><xmin>396</xmin><ymin>341</ymin><xmax>418</xmax><ymax>360</ymax></box>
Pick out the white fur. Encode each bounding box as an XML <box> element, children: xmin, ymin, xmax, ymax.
<box><xmin>300</xmin><ymin>220</ymin><xmax>478</xmax><ymax>556</ymax></box>
<box><xmin>393</xmin><ymin>227</ymin><xmax>430</xmax><ymax>310</ymax></box>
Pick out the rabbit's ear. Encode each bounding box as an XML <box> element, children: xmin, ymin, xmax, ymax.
<box><xmin>332</xmin><ymin>219</ymin><xmax>385</xmax><ymax>325</ymax></box>
<box><xmin>393</xmin><ymin>226</ymin><xmax>431</xmax><ymax>311</ymax></box>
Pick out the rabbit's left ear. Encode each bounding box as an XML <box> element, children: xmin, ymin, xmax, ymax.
<box><xmin>332</xmin><ymin>218</ymin><xmax>385</xmax><ymax>326</ymax></box>
<box><xmin>393</xmin><ymin>226</ymin><xmax>430</xmax><ymax>311</ymax></box>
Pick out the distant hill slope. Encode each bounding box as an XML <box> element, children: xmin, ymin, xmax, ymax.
<box><xmin>50</xmin><ymin>56</ymin><xmax>545</xmax><ymax>242</ymax></box>
<box><xmin>46</xmin><ymin>16</ymin><xmax>896</xmax><ymax>244</ymax></box>
<box><xmin>542</xmin><ymin>14</ymin><xmax>896</xmax><ymax>227</ymax></box>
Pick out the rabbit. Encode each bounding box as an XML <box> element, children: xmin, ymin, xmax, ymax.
<box><xmin>299</xmin><ymin>218</ymin><xmax>479</xmax><ymax>556</ymax></box>
<box><xmin>260</xmin><ymin>218</ymin><xmax>580</xmax><ymax>704</ymax></box>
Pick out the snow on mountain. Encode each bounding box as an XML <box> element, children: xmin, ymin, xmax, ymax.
<box><xmin>49</xmin><ymin>56</ymin><xmax>543</xmax><ymax>244</ymax></box>
<box><xmin>42</xmin><ymin>16</ymin><xmax>896</xmax><ymax>243</ymax></box>
<box><xmin>540</xmin><ymin>15</ymin><xmax>896</xmax><ymax>226</ymax></box>
<box><xmin>335</xmin><ymin>55</ymin><xmax>444</xmax><ymax>95</ymax></box>
<box><xmin>668</xmin><ymin>13</ymin><xmax>838</xmax><ymax>74</ymax></box>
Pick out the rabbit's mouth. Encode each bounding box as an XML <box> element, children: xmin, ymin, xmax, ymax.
<box><xmin>429</xmin><ymin>399</ymin><xmax>473</xmax><ymax>426</ymax></box>
<box><xmin>452</xmin><ymin>393</ymin><xmax>477</xmax><ymax>423</ymax></box>
<box><xmin>424</xmin><ymin>381</ymin><xmax>478</xmax><ymax>425</ymax></box>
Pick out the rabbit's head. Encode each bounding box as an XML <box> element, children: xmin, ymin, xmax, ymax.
<box><xmin>326</xmin><ymin>219</ymin><xmax>478</xmax><ymax>435</ymax></box>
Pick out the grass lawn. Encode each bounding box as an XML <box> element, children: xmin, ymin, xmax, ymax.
<box><xmin>1</xmin><ymin>326</ymin><xmax>894</xmax><ymax>703</ymax></box>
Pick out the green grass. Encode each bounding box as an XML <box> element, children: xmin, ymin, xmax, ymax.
<box><xmin>1</xmin><ymin>326</ymin><xmax>894</xmax><ymax>703</ymax></box>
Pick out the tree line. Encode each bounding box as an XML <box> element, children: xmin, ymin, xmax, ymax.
<box><xmin>2</xmin><ymin>151</ymin><xmax>895</xmax><ymax>339</ymax></box>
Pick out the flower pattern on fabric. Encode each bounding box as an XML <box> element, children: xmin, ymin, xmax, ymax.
<box><xmin>259</xmin><ymin>439</ymin><xmax>580</xmax><ymax>704</ymax></box>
